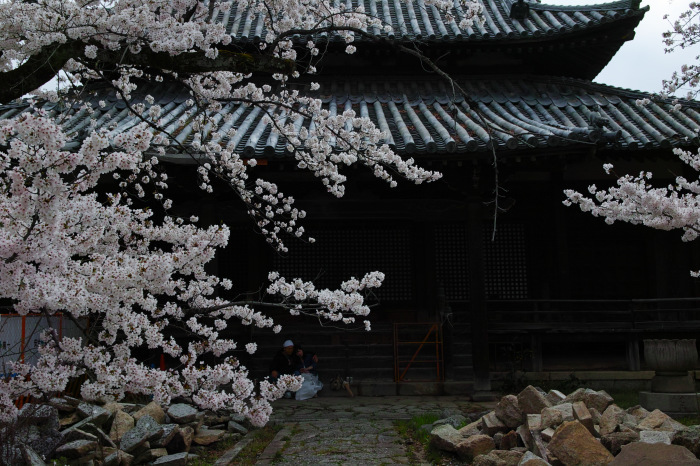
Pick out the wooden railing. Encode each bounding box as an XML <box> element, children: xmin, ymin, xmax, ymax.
<box><xmin>449</xmin><ymin>298</ymin><xmax>700</xmax><ymax>332</ymax></box>
<box><xmin>485</xmin><ymin>298</ymin><xmax>700</xmax><ymax>332</ymax></box>
<box><xmin>448</xmin><ymin>298</ymin><xmax>700</xmax><ymax>371</ymax></box>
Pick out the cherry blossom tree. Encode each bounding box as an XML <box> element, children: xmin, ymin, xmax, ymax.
<box><xmin>0</xmin><ymin>0</ymin><xmax>483</xmax><ymax>425</ymax></box>
<box><xmin>662</xmin><ymin>2</ymin><xmax>700</xmax><ymax>98</ymax></box>
<box><xmin>564</xmin><ymin>2</ymin><xmax>700</xmax><ymax>275</ymax></box>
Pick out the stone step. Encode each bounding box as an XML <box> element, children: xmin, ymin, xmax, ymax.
<box><xmin>318</xmin><ymin>379</ymin><xmax>475</xmax><ymax>397</ymax></box>
<box><xmin>240</xmin><ymin>321</ymin><xmax>476</xmax><ymax>385</ymax></box>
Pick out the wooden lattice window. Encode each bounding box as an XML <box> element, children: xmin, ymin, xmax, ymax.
<box><xmin>484</xmin><ymin>224</ymin><xmax>528</xmax><ymax>299</ymax></box>
<box><xmin>272</xmin><ymin>227</ymin><xmax>413</xmax><ymax>302</ymax></box>
<box><xmin>434</xmin><ymin>224</ymin><xmax>469</xmax><ymax>300</ymax></box>
<box><xmin>216</xmin><ymin>227</ymin><xmax>256</xmax><ymax>296</ymax></box>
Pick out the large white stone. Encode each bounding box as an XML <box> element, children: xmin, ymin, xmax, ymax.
<box><xmin>640</xmin><ymin>430</ymin><xmax>673</xmax><ymax>445</ymax></box>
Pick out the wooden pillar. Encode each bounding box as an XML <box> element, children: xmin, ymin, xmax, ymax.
<box><xmin>626</xmin><ymin>334</ymin><xmax>641</xmax><ymax>371</ymax></box>
<box><xmin>650</xmin><ymin>230</ymin><xmax>668</xmax><ymax>298</ymax></box>
<box><xmin>467</xmin><ymin>198</ymin><xmax>491</xmax><ymax>391</ymax></box>
<box><xmin>552</xmin><ymin>167</ymin><xmax>570</xmax><ymax>298</ymax></box>
<box><xmin>530</xmin><ymin>333</ymin><xmax>543</xmax><ymax>372</ymax></box>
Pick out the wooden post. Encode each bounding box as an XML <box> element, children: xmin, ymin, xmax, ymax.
<box><xmin>467</xmin><ymin>198</ymin><xmax>491</xmax><ymax>391</ymax></box>
<box><xmin>530</xmin><ymin>333</ymin><xmax>543</xmax><ymax>372</ymax></box>
<box><xmin>20</xmin><ymin>315</ymin><xmax>26</xmax><ymax>364</ymax></box>
<box><xmin>626</xmin><ymin>334</ymin><xmax>641</xmax><ymax>371</ymax></box>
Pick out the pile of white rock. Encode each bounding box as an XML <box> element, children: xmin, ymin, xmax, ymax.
<box><xmin>430</xmin><ymin>386</ymin><xmax>700</xmax><ymax>465</ymax></box>
<box><xmin>2</xmin><ymin>397</ymin><xmax>250</xmax><ymax>465</ymax></box>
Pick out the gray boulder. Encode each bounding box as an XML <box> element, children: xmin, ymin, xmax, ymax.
<box><xmin>601</xmin><ymin>431</ymin><xmax>639</xmax><ymax>456</ymax></box>
<box><xmin>153</xmin><ymin>452</ymin><xmax>189</xmax><ymax>466</ymax></box>
<box><xmin>500</xmin><ymin>430</ymin><xmax>519</xmax><ymax>450</ymax></box>
<box><xmin>227</xmin><ymin>420</ymin><xmax>248</xmax><ymax>435</ymax></box>
<box><xmin>167</xmin><ymin>404</ymin><xmax>199</xmax><ymax>424</ymax></box>
<box><xmin>545</xmin><ymin>390</ymin><xmax>566</xmax><ymax>405</ymax></box>
<box><xmin>571</xmin><ymin>401</ymin><xmax>596</xmax><ymax>437</ymax></box>
<box><xmin>10</xmin><ymin>411</ymin><xmax>64</xmax><ymax>460</ymax></box>
<box><xmin>76</xmin><ymin>403</ymin><xmax>110</xmax><ymax>427</ymax></box>
<box><xmin>152</xmin><ymin>424</ymin><xmax>180</xmax><ymax>448</ymax></box>
<box><xmin>473</xmin><ymin>450</ymin><xmax>523</xmax><ymax>466</ymax></box>
<box><xmin>21</xmin><ymin>445</ymin><xmax>46</xmax><ymax>466</ymax></box>
<box><xmin>430</xmin><ymin>424</ymin><xmax>463</xmax><ymax>453</ymax></box>
<box><xmin>610</xmin><ymin>442</ymin><xmax>700</xmax><ymax>465</ymax></box>
<box><xmin>454</xmin><ymin>434</ymin><xmax>494</xmax><ymax>461</ymax></box>
<box><xmin>626</xmin><ymin>405</ymin><xmax>651</xmax><ymax>422</ymax></box>
<box><xmin>517</xmin><ymin>386</ymin><xmax>551</xmax><ymax>415</ymax></box>
<box><xmin>132</xmin><ymin>401</ymin><xmax>166</xmax><ymax>424</ymax></box>
<box><xmin>496</xmin><ymin>395</ymin><xmax>523</xmax><ymax>429</ymax></box>
<box><xmin>63</xmin><ymin>428</ymin><xmax>98</xmax><ymax>443</ymax></box>
<box><xmin>120</xmin><ymin>416</ymin><xmax>164</xmax><ymax>453</ymax></box>
<box><xmin>104</xmin><ymin>450</ymin><xmax>134</xmax><ymax>466</ymax></box>
<box><xmin>540</xmin><ymin>404</ymin><xmax>573</xmax><ymax>430</ymax></box>
<box><xmin>433</xmin><ymin>414</ymin><xmax>467</xmax><ymax>429</ymax></box>
<box><xmin>19</xmin><ymin>404</ymin><xmax>60</xmax><ymax>431</ymax></box>
<box><xmin>640</xmin><ymin>430</ymin><xmax>673</xmax><ymax>444</ymax></box>
<box><xmin>518</xmin><ymin>451</ymin><xmax>551</xmax><ymax>466</ymax></box>
<box><xmin>134</xmin><ymin>447</ymin><xmax>169</xmax><ymax>464</ymax></box>
<box><xmin>674</xmin><ymin>425</ymin><xmax>700</xmax><ymax>459</ymax></box>
<box><xmin>458</xmin><ymin>419</ymin><xmax>482</xmax><ymax>437</ymax></box>
<box><xmin>81</xmin><ymin>423</ymin><xmax>116</xmax><ymax>448</ymax></box>
<box><xmin>637</xmin><ymin>409</ymin><xmax>687</xmax><ymax>433</ymax></box>
<box><xmin>165</xmin><ymin>426</ymin><xmax>194</xmax><ymax>453</ymax></box>
<box><xmin>54</xmin><ymin>440</ymin><xmax>98</xmax><ymax>459</ymax></box>
<box><xmin>599</xmin><ymin>404</ymin><xmax>636</xmax><ymax>436</ymax></box>
<box><xmin>109</xmin><ymin>409</ymin><xmax>134</xmax><ymax>442</ymax></box>
<box><xmin>547</xmin><ymin>421</ymin><xmax>614</xmax><ymax>466</ymax></box>
<box><xmin>192</xmin><ymin>428</ymin><xmax>225</xmax><ymax>446</ymax></box>
<box><xmin>482</xmin><ymin>411</ymin><xmax>509</xmax><ymax>436</ymax></box>
<box><xmin>564</xmin><ymin>388</ymin><xmax>613</xmax><ymax>414</ymax></box>
<box><xmin>49</xmin><ymin>398</ymin><xmax>77</xmax><ymax>413</ymax></box>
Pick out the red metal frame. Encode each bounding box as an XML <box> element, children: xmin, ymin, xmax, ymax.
<box><xmin>2</xmin><ymin>313</ymin><xmax>86</xmax><ymax>407</ymax></box>
<box><xmin>393</xmin><ymin>322</ymin><xmax>444</xmax><ymax>382</ymax></box>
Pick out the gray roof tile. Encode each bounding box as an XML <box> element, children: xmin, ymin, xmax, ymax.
<box><xmin>218</xmin><ymin>0</ymin><xmax>646</xmax><ymax>43</ymax></box>
<box><xmin>6</xmin><ymin>76</ymin><xmax>700</xmax><ymax>159</ymax></box>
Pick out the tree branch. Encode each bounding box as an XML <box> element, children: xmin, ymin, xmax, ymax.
<box><xmin>0</xmin><ymin>42</ymin><xmax>80</xmax><ymax>105</ymax></box>
<box><xmin>0</xmin><ymin>43</ymin><xmax>295</xmax><ymax>104</ymax></box>
<box><xmin>89</xmin><ymin>47</ymin><xmax>295</xmax><ymax>77</ymax></box>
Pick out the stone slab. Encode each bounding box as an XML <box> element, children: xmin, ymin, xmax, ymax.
<box><xmin>213</xmin><ymin>434</ymin><xmax>256</xmax><ymax>466</ymax></box>
<box><xmin>397</xmin><ymin>382</ymin><xmax>444</xmax><ymax>396</ymax></box>
<box><xmin>651</xmin><ymin>373</ymin><xmax>696</xmax><ymax>393</ymax></box>
<box><xmin>639</xmin><ymin>391</ymin><xmax>700</xmax><ymax>415</ymax></box>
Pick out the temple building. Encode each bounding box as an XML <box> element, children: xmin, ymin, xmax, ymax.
<box><xmin>3</xmin><ymin>0</ymin><xmax>700</xmax><ymax>393</ymax></box>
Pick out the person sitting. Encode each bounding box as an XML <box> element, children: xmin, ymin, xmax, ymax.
<box><xmin>293</xmin><ymin>346</ymin><xmax>319</xmax><ymax>376</ymax></box>
<box><xmin>292</xmin><ymin>345</ymin><xmax>323</xmax><ymax>400</ymax></box>
<box><xmin>269</xmin><ymin>340</ymin><xmax>299</xmax><ymax>399</ymax></box>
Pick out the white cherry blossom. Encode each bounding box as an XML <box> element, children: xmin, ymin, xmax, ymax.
<box><xmin>0</xmin><ymin>0</ymin><xmax>482</xmax><ymax>425</ymax></box>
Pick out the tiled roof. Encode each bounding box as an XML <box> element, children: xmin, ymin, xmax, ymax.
<box><xmin>3</xmin><ymin>76</ymin><xmax>697</xmax><ymax>159</ymax></box>
<box><xmin>221</xmin><ymin>0</ymin><xmax>646</xmax><ymax>42</ymax></box>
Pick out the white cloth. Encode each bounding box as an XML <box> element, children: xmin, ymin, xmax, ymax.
<box><xmin>295</xmin><ymin>373</ymin><xmax>323</xmax><ymax>400</ymax></box>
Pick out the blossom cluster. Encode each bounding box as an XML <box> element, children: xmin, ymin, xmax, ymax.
<box><xmin>563</xmin><ymin>148</ymin><xmax>700</xmax><ymax>275</ymax></box>
<box><xmin>0</xmin><ymin>0</ymin><xmax>483</xmax><ymax>425</ymax></box>
<box><xmin>0</xmin><ymin>115</ymin><xmax>372</xmax><ymax>425</ymax></box>
<box><xmin>0</xmin><ymin>0</ymin><xmax>479</xmax><ymax>249</ymax></box>
<box><xmin>662</xmin><ymin>3</ymin><xmax>700</xmax><ymax>98</ymax></box>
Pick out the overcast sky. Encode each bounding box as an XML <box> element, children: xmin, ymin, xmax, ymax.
<box><xmin>562</xmin><ymin>0</ymin><xmax>695</xmax><ymax>94</ymax></box>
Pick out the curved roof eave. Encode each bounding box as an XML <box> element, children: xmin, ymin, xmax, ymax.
<box><xmin>224</xmin><ymin>0</ymin><xmax>648</xmax><ymax>44</ymax></box>
<box><xmin>7</xmin><ymin>74</ymin><xmax>697</xmax><ymax>161</ymax></box>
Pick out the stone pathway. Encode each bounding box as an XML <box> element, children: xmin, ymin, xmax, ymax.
<box><xmin>249</xmin><ymin>396</ymin><xmax>488</xmax><ymax>465</ymax></box>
